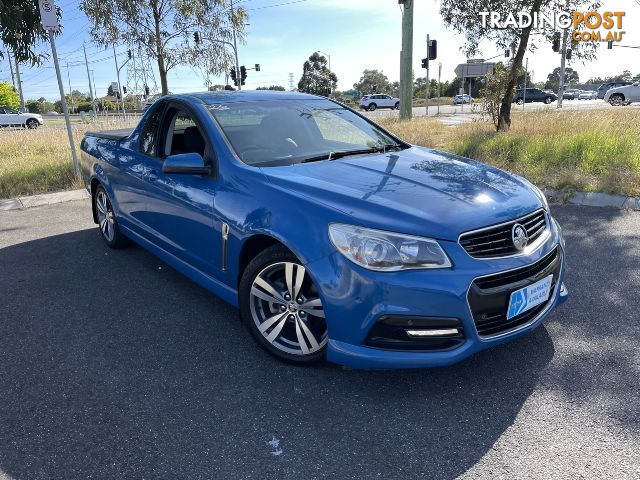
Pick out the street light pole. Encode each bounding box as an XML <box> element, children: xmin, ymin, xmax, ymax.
<box><xmin>113</xmin><ymin>45</ymin><xmax>130</xmax><ymax>118</ymax></box>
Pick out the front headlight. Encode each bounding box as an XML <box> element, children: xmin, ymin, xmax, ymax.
<box><xmin>328</xmin><ymin>224</ymin><xmax>452</xmax><ymax>271</ymax></box>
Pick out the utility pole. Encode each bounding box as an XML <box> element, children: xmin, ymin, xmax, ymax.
<box><xmin>66</xmin><ymin>61</ymin><xmax>74</xmax><ymax>114</ymax></box>
<box><xmin>230</xmin><ymin>0</ymin><xmax>242</xmax><ymax>90</ymax></box>
<box><xmin>6</xmin><ymin>50</ymin><xmax>16</xmax><ymax>89</ymax></box>
<box><xmin>399</xmin><ymin>0</ymin><xmax>413</xmax><ymax>119</ymax></box>
<box><xmin>13</xmin><ymin>53</ymin><xmax>25</xmax><ymax>112</ymax></box>
<box><xmin>91</xmin><ymin>69</ymin><xmax>97</xmax><ymax>112</ymax></box>
<box><xmin>83</xmin><ymin>42</ymin><xmax>95</xmax><ymax>115</ymax></box>
<box><xmin>289</xmin><ymin>73</ymin><xmax>294</xmax><ymax>91</ymax></box>
<box><xmin>557</xmin><ymin>2</ymin><xmax>569</xmax><ymax>109</ymax></box>
<box><xmin>437</xmin><ymin>62</ymin><xmax>442</xmax><ymax>115</ymax></box>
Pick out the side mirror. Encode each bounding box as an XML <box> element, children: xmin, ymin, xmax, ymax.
<box><xmin>162</xmin><ymin>153</ymin><xmax>211</xmax><ymax>175</ymax></box>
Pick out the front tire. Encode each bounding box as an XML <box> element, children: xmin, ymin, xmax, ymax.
<box><xmin>394</xmin><ymin>102</ymin><xmax>400</xmax><ymax>110</ymax></box>
<box><xmin>544</xmin><ymin>96</ymin><xmax>553</xmax><ymax>104</ymax></box>
<box><xmin>368</xmin><ymin>103</ymin><xmax>377</xmax><ymax>111</ymax></box>
<box><xmin>609</xmin><ymin>94</ymin><xmax>625</xmax><ymax>106</ymax></box>
<box><xmin>94</xmin><ymin>185</ymin><xmax>130</xmax><ymax>248</ymax></box>
<box><xmin>239</xmin><ymin>245</ymin><xmax>328</xmax><ymax>364</ymax></box>
<box><xmin>26</xmin><ymin>119</ymin><xmax>39</xmax><ymax>129</ymax></box>
<box><xmin>516</xmin><ymin>98</ymin><xmax>524</xmax><ymax>105</ymax></box>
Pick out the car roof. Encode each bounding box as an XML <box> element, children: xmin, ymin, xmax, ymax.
<box><xmin>171</xmin><ymin>90</ymin><xmax>323</xmax><ymax>105</ymax></box>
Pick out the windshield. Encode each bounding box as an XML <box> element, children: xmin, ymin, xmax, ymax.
<box><xmin>208</xmin><ymin>99</ymin><xmax>405</xmax><ymax>167</ymax></box>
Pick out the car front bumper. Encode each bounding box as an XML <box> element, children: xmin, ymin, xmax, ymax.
<box><xmin>306</xmin><ymin>216</ymin><xmax>568</xmax><ymax>369</ymax></box>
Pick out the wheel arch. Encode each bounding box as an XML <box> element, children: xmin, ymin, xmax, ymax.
<box><xmin>237</xmin><ymin>233</ymin><xmax>292</xmax><ymax>288</ymax></box>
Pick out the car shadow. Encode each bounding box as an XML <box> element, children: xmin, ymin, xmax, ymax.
<box><xmin>0</xmin><ymin>203</ymin><xmax>633</xmax><ymax>479</ymax></box>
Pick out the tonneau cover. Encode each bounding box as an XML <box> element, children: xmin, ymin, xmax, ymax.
<box><xmin>85</xmin><ymin>128</ymin><xmax>134</xmax><ymax>141</ymax></box>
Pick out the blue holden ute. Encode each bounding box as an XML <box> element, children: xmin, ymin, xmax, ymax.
<box><xmin>79</xmin><ymin>91</ymin><xmax>568</xmax><ymax>369</ymax></box>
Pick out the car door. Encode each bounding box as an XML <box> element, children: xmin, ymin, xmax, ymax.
<box><xmin>139</xmin><ymin>101</ymin><xmax>222</xmax><ymax>276</ymax></box>
<box><xmin>0</xmin><ymin>108</ymin><xmax>7</xmax><ymax>126</ymax></box>
<box><xmin>0</xmin><ymin>107</ymin><xmax>22</xmax><ymax>126</ymax></box>
<box><xmin>382</xmin><ymin>95</ymin><xmax>393</xmax><ymax>108</ymax></box>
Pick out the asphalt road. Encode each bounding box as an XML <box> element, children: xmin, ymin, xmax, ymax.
<box><xmin>0</xmin><ymin>200</ymin><xmax>638</xmax><ymax>479</ymax></box>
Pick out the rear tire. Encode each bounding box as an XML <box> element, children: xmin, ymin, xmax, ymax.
<box><xmin>93</xmin><ymin>185</ymin><xmax>130</xmax><ymax>249</ymax></box>
<box><xmin>239</xmin><ymin>244</ymin><xmax>328</xmax><ymax>364</ymax></box>
<box><xmin>368</xmin><ymin>103</ymin><xmax>377</xmax><ymax>111</ymax></box>
<box><xmin>516</xmin><ymin>98</ymin><xmax>524</xmax><ymax>105</ymax></box>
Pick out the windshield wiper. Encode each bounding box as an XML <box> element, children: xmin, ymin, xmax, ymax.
<box><xmin>299</xmin><ymin>145</ymin><xmax>404</xmax><ymax>164</ymax></box>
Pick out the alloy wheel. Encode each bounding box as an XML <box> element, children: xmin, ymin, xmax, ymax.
<box><xmin>249</xmin><ymin>261</ymin><xmax>327</xmax><ymax>356</ymax></box>
<box><xmin>95</xmin><ymin>190</ymin><xmax>116</xmax><ymax>242</ymax></box>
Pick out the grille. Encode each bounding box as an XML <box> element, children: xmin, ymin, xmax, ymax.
<box><xmin>468</xmin><ymin>247</ymin><xmax>561</xmax><ymax>337</ymax></box>
<box><xmin>459</xmin><ymin>209</ymin><xmax>548</xmax><ymax>259</ymax></box>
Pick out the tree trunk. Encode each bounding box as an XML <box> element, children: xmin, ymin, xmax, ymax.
<box><xmin>152</xmin><ymin>1</ymin><xmax>169</xmax><ymax>96</ymax></box>
<box><xmin>497</xmin><ymin>0</ymin><xmax>543</xmax><ymax>132</ymax></box>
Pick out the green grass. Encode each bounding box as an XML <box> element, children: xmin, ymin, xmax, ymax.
<box><xmin>380</xmin><ymin>108</ymin><xmax>640</xmax><ymax>196</ymax></box>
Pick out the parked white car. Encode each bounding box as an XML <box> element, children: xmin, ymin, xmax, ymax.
<box><xmin>604</xmin><ymin>82</ymin><xmax>640</xmax><ymax>105</ymax></box>
<box><xmin>0</xmin><ymin>107</ymin><xmax>43</xmax><ymax>128</ymax></box>
<box><xmin>578</xmin><ymin>91</ymin><xmax>598</xmax><ymax>100</ymax></box>
<box><xmin>359</xmin><ymin>94</ymin><xmax>400</xmax><ymax>111</ymax></box>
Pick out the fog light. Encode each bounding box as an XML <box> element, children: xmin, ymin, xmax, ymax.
<box><xmin>406</xmin><ymin>328</ymin><xmax>459</xmax><ymax>337</ymax></box>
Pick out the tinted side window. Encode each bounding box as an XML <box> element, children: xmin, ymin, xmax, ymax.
<box><xmin>140</xmin><ymin>108</ymin><xmax>162</xmax><ymax>157</ymax></box>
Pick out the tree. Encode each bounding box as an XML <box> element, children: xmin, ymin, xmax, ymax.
<box><xmin>0</xmin><ymin>0</ymin><xmax>64</xmax><ymax>64</ymax></box>
<box><xmin>480</xmin><ymin>63</ymin><xmax>515</xmax><ymax>127</ymax></box>
<box><xmin>256</xmin><ymin>85</ymin><xmax>286</xmax><ymax>91</ymax></box>
<box><xmin>0</xmin><ymin>81</ymin><xmax>20</xmax><ymax>108</ymax></box>
<box><xmin>297</xmin><ymin>52</ymin><xmax>337</xmax><ymax>97</ymax></box>
<box><xmin>545</xmin><ymin>67</ymin><xmax>579</xmax><ymax>91</ymax></box>
<box><xmin>80</xmin><ymin>0</ymin><xmax>247</xmax><ymax>96</ymax></box>
<box><xmin>440</xmin><ymin>0</ymin><xmax>600</xmax><ymax>131</ymax></box>
<box><xmin>353</xmin><ymin>69</ymin><xmax>390</xmax><ymax>95</ymax></box>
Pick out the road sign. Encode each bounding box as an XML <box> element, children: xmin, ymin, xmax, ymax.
<box><xmin>39</xmin><ymin>0</ymin><xmax>59</xmax><ymax>31</ymax></box>
<box><xmin>454</xmin><ymin>62</ymin><xmax>494</xmax><ymax>78</ymax></box>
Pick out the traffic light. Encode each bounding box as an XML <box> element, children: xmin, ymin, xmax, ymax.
<box><xmin>552</xmin><ymin>32</ymin><xmax>560</xmax><ymax>52</ymax></box>
<box><xmin>504</xmin><ymin>49</ymin><xmax>510</xmax><ymax>57</ymax></box>
<box><xmin>607</xmin><ymin>40</ymin><xmax>613</xmax><ymax>49</ymax></box>
<box><xmin>193</xmin><ymin>32</ymin><xmax>200</xmax><ymax>44</ymax></box>
<box><xmin>240</xmin><ymin>65</ymin><xmax>247</xmax><ymax>85</ymax></box>
<box><xmin>566</xmin><ymin>48</ymin><xmax>572</xmax><ymax>60</ymax></box>
<box><xmin>127</xmin><ymin>50</ymin><xmax>132</xmax><ymax>59</ymax></box>
<box><xmin>428</xmin><ymin>39</ymin><xmax>437</xmax><ymax>60</ymax></box>
<box><xmin>144</xmin><ymin>85</ymin><xmax>150</xmax><ymax>97</ymax></box>
<box><xmin>230</xmin><ymin>67</ymin><xmax>238</xmax><ymax>86</ymax></box>
<box><xmin>255</xmin><ymin>63</ymin><xmax>261</xmax><ymax>72</ymax></box>
<box><xmin>122</xmin><ymin>86</ymin><xmax>127</xmax><ymax>94</ymax></box>
<box><xmin>421</xmin><ymin>57</ymin><xmax>428</xmax><ymax>69</ymax></box>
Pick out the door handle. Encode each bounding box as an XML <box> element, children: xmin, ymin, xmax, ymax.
<box><xmin>148</xmin><ymin>169</ymin><xmax>159</xmax><ymax>182</ymax></box>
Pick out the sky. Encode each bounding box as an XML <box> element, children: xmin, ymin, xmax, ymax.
<box><xmin>1</xmin><ymin>0</ymin><xmax>639</xmax><ymax>101</ymax></box>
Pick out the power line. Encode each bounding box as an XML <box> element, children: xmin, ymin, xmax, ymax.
<box><xmin>245</xmin><ymin>0</ymin><xmax>310</xmax><ymax>11</ymax></box>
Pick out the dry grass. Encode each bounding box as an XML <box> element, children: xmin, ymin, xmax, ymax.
<box><xmin>380</xmin><ymin>108</ymin><xmax>640</xmax><ymax>196</ymax></box>
<box><xmin>0</xmin><ymin>118</ymin><xmax>137</xmax><ymax>199</ymax></box>
<box><xmin>2</xmin><ymin>108</ymin><xmax>639</xmax><ymax>199</ymax></box>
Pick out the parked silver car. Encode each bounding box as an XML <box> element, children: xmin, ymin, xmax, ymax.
<box><xmin>578</xmin><ymin>91</ymin><xmax>598</xmax><ymax>100</ymax></box>
<box><xmin>604</xmin><ymin>82</ymin><xmax>640</xmax><ymax>105</ymax></box>
<box><xmin>453</xmin><ymin>94</ymin><xmax>472</xmax><ymax>105</ymax></box>
<box><xmin>359</xmin><ymin>94</ymin><xmax>400</xmax><ymax>111</ymax></box>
